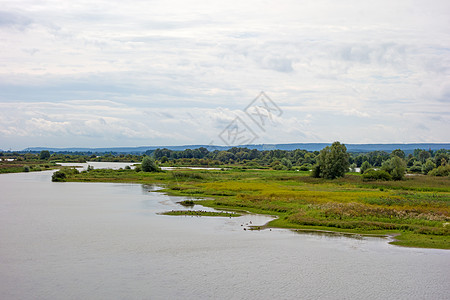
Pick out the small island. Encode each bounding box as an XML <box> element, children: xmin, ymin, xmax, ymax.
<box><xmin>161</xmin><ymin>210</ymin><xmax>242</xmax><ymax>217</ymax></box>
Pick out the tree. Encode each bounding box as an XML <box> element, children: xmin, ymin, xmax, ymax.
<box><xmin>360</xmin><ymin>161</ymin><xmax>372</xmax><ymax>174</ymax></box>
<box><xmin>381</xmin><ymin>156</ymin><xmax>406</xmax><ymax>180</ymax></box>
<box><xmin>418</xmin><ymin>150</ymin><xmax>431</xmax><ymax>163</ymax></box>
<box><xmin>422</xmin><ymin>159</ymin><xmax>436</xmax><ymax>175</ymax></box>
<box><xmin>390</xmin><ymin>157</ymin><xmax>407</xmax><ymax>180</ymax></box>
<box><xmin>312</xmin><ymin>142</ymin><xmax>349</xmax><ymax>179</ymax></box>
<box><xmin>408</xmin><ymin>161</ymin><xmax>422</xmax><ymax>173</ymax></box>
<box><xmin>281</xmin><ymin>158</ymin><xmax>292</xmax><ymax>170</ymax></box>
<box><xmin>40</xmin><ymin>150</ymin><xmax>51</xmax><ymax>160</ymax></box>
<box><xmin>141</xmin><ymin>156</ymin><xmax>160</xmax><ymax>172</ymax></box>
<box><xmin>390</xmin><ymin>149</ymin><xmax>405</xmax><ymax>159</ymax></box>
<box><xmin>434</xmin><ymin>153</ymin><xmax>448</xmax><ymax>167</ymax></box>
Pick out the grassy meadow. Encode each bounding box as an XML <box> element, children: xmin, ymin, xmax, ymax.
<box><xmin>65</xmin><ymin>167</ymin><xmax>449</xmax><ymax>249</ymax></box>
<box><xmin>0</xmin><ymin>160</ymin><xmax>59</xmax><ymax>174</ymax></box>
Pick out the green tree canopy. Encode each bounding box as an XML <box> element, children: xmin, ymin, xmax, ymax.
<box><xmin>141</xmin><ymin>156</ymin><xmax>160</xmax><ymax>172</ymax></box>
<box><xmin>390</xmin><ymin>149</ymin><xmax>405</xmax><ymax>159</ymax></box>
<box><xmin>381</xmin><ymin>156</ymin><xmax>406</xmax><ymax>180</ymax></box>
<box><xmin>40</xmin><ymin>150</ymin><xmax>51</xmax><ymax>160</ymax></box>
<box><xmin>313</xmin><ymin>141</ymin><xmax>349</xmax><ymax>179</ymax></box>
<box><xmin>422</xmin><ymin>159</ymin><xmax>436</xmax><ymax>175</ymax></box>
<box><xmin>360</xmin><ymin>161</ymin><xmax>372</xmax><ymax>174</ymax></box>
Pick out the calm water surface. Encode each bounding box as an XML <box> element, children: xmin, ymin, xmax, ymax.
<box><xmin>0</xmin><ymin>167</ymin><xmax>449</xmax><ymax>300</ymax></box>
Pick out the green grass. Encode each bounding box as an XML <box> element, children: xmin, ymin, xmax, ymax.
<box><xmin>65</xmin><ymin>168</ymin><xmax>450</xmax><ymax>249</ymax></box>
<box><xmin>390</xmin><ymin>231</ymin><xmax>450</xmax><ymax>249</ymax></box>
<box><xmin>0</xmin><ymin>161</ymin><xmax>59</xmax><ymax>174</ymax></box>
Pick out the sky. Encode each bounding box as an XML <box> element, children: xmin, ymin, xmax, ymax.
<box><xmin>0</xmin><ymin>0</ymin><xmax>449</xmax><ymax>150</ymax></box>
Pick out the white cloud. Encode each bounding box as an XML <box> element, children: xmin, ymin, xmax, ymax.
<box><xmin>0</xmin><ymin>0</ymin><xmax>449</xmax><ymax>149</ymax></box>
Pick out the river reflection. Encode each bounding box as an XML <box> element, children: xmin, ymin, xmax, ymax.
<box><xmin>0</xmin><ymin>170</ymin><xmax>448</xmax><ymax>300</ymax></box>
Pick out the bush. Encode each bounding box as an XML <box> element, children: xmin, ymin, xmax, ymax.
<box><xmin>299</xmin><ymin>164</ymin><xmax>311</xmax><ymax>171</ymax></box>
<box><xmin>61</xmin><ymin>167</ymin><xmax>79</xmax><ymax>176</ymax></box>
<box><xmin>422</xmin><ymin>159</ymin><xmax>436</xmax><ymax>175</ymax></box>
<box><xmin>428</xmin><ymin>165</ymin><xmax>450</xmax><ymax>177</ymax></box>
<box><xmin>51</xmin><ymin>167</ymin><xmax>79</xmax><ymax>182</ymax></box>
<box><xmin>360</xmin><ymin>161</ymin><xmax>371</xmax><ymax>174</ymax></box>
<box><xmin>172</xmin><ymin>172</ymin><xmax>205</xmax><ymax>180</ymax></box>
<box><xmin>52</xmin><ymin>171</ymin><xmax>67</xmax><ymax>182</ymax></box>
<box><xmin>311</xmin><ymin>164</ymin><xmax>321</xmax><ymax>178</ymax></box>
<box><xmin>281</xmin><ymin>158</ymin><xmax>292</xmax><ymax>170</ymax></box>
<box><xmin>23</xmin><ymin>166</ymin><xmax>30</xmax><ymax>172</ymax></box>
<box><xmin>362</xmin><ymin>169</ymin><xmax>392</xmax><ymax>181</ymax></box>
<box><xmin>272</xmin><ymin>163</ymin><xmax>284</xmax><ymax>170</ymax></box>
<box><xmin>39</xmin><ymin>150</ymin><xmax>51</xmax><ymax>160</ymax></box>
<box><xmin>135</xmin><ymin>165</ymin><xmax>141</xmax><ymax>172</ymax></box>
<box><xmin>408</xmin><ymin>162</ymin><xmax>422</xmax><ymax>173</ymax></box>
<box><xmin>246</xmin><ymin>161</ymin><xmax>260</xmax><ymax>168</ymax></box>
<box><xmin>141</xmin><ymin>156</ymin><xmax>160</xmax><ymax>172</ymax></box>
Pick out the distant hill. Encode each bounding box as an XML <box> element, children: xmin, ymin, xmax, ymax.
<box><xmin>21</xmin><ymin>143</ymin><xmax>450</xmax><ymax>154</ymax></box>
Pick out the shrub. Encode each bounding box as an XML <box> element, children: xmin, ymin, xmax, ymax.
<box><xmin>299</xmin><ymin>164</ymin><xmax>311</xmax><ymax>171</ymax></box>
<box><xmin>272</xmin><ymin>163</ymin><xmax>284</xmax><ymax>170</ymax></box>
<box><xmin>311</xmin><ymin>164</ymin><xmax>321</xmax><ymax>178</ymax></box>
<box><xmin>281</xmin><ymin>158</ymin><xmax>292</xmax><ymax>170</ymax></box>
<box><xmin>172</xmin><ymin>172</ymin><xmax>205</xmax><ymax>180</ymax></box>
<box><xmin>360</xmin><ymin>161</ymin><xmax>372</xmax><ymax>174</ymax></box>
<box><xmin>23</xmin><ymin>166</ymin><xmax>30</xmax><ymax>172</ymax></box>
<box><xmin>422</xmin><ymin>159</ymin><xmax>436</xmax><ymax>175</ymax></box>
<box><xmin>39</xmin><ymin>150</ymin><xmax>51</xmax><ymax>160</ymax></box>
<box><xmin>52</xmin><ymin>171</ymin><xmax>67</xmax><ymax>182</ymax></box>
<box><xmin>51</xmin><ymin>167</ymin><xmax>79</xmax><ymax>182</ymax></box>
<box><xmin>362</xmin><ymin>169</ymin><xmax>392</xmax><ymax>181</ymax></box>
<box><xmin>246</xmin><ymin>161</ymin><xmax>260</xmax><ymax>168</ymax></box>
<box><xmin>408</xmin><ymin>162</ymin><xmax>422</xmax><ymax>173</ymax></box>
<box><xmin>141</xmin><ymin>156</ymin><xmax>160</xmax><ymax>172</ymax></box>
<box><xmin>428</xmin><ymin>165</ymin><xmax>450</xmax><ymax>177</ymax></box>
<box><xmin>61</xmin><ymin>167</ymin><xmax>79</xmax><ymax>176</ymax></box>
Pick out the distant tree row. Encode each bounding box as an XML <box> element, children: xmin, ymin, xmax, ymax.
<box><xmin>3</xmin><ymin>146</ymin><xmax>449</xmax><ymax>178</ymax></box>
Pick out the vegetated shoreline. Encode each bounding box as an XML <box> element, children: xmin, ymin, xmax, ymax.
<box><xmin>160</xmin><ymin>209</ymin><xmax>242</xmax><ymax>217</ymax></box>
<box><xmin>56</xmin><ymin>167</ymin><xmax>450</xmax><ymax>250</ymax></box>
<box><xmin>159</xmin><ymin>189</ymin><xmax>404</xmax><ymax>244</ymax></box>
<box><xmin>151</xmin><ymin>190</ymin><xmax>408</xmax><ymax>246</ymax></box>
<box><xmin>165</xmin><ymin>196</ymin><xmax>413</xmax><ymax>249</ymax></box>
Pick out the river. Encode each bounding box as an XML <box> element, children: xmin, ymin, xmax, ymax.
<box><xmin>0</xmin><ymin>165</ymin><xmax>449</xmax><ymax>299</ymax></box>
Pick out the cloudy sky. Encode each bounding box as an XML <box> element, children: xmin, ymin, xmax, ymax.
<box><xmin>1</xmin><ymin>0</ymin><xmax>449</xmax><ymax>150</ymax></box>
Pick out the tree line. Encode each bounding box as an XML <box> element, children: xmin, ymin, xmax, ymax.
<box><xmin>3</xmin><ymin>145</ymin><xmax>449</xmax><ymax>179</ymax></box>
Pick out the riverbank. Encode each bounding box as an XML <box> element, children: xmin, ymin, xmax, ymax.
<box><xmin>62</xmin><ymin>167</ymin><xmax>449</xmax><ymax>249</ymax></box>
<box><xmin>0</xmin><ymin>161</ymin><xmax>59</xmax><ymax>174</ymax></box>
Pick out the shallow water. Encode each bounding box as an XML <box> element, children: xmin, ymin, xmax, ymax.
<box><xmin>0</xmin><ymin>169</ymin><xmax>449</xmax><ymax>300</ymax></box>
